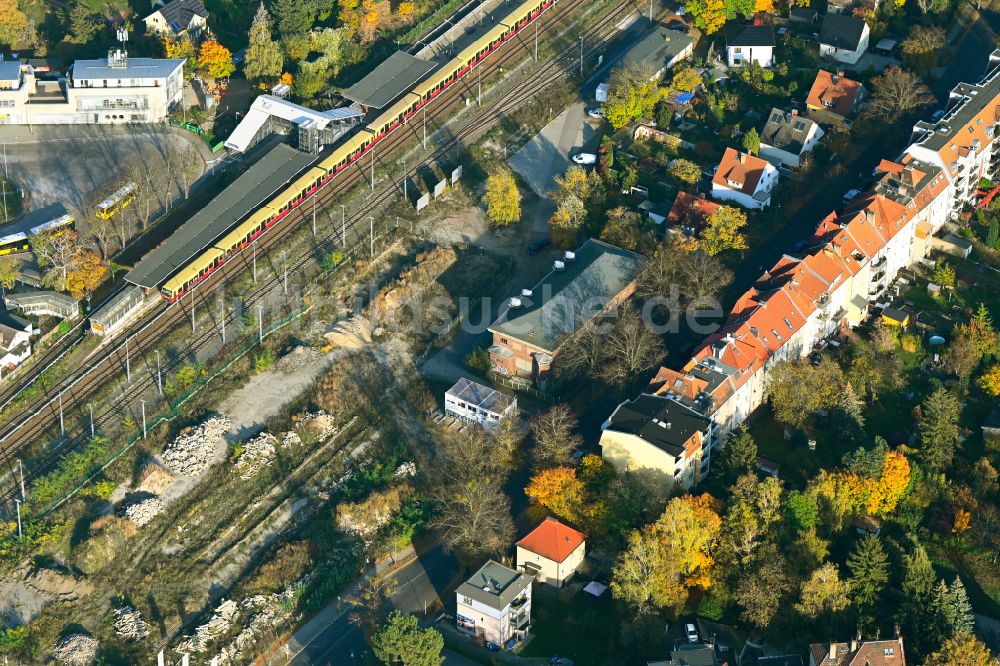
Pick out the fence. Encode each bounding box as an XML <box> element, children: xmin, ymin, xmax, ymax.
<box><xmin>168</xmin><ymin>118</ymin><xmax>226</xmax><ymax>153</ymax></box>
<box><xmin>40</xmin><ymin>305</ymin><xmax>311</xmax><ymax>517</ymax></box>
<box><xmin>489</xmin><ymin>371</ymin><xmax>559</xmax><ymax>402</ymax></box>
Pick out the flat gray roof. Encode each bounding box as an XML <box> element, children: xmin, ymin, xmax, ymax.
<box><xmin>446</xmin><ymin>377</ymin><xmax>516</xmax><ymax>414</ymax></box>
<box><xmin>125</xmin><ymin>143</ymin><xmax>316</xmax><ymax>289</ymax></box>
<box><xmin>71</xmin><ymin>57</ymin><xmax>185</xmax><ymax>81</ymax></box>
<box><xmin>623</xmin><ymin>25</ymin><xmax>694</xmax><ymax>72</ymax></box>
<box><xmin>456</xmin><ymin>560</ymin><xmax>530</xmax><ymax>611</ymax></box>
<box><xmin>342</xmin><ymin>51</ymin><xmax>436</xmax><ymax>108</ymax></box>
<box><xmin>489</xmin><ymin>239</ymin><xmax>645</xmax><ymax>354</ymax></box>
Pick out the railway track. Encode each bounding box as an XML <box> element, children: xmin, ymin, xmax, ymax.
<box><xmin>0</xmin><ymin>0</ymin><xmax>652</xmax><ymax>506</ymax></box>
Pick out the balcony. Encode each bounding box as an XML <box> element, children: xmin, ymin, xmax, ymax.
<box><xmin>512</xmin><ymin>611</ymin><xmax>530</xmax><ymax>629</ymax></box>
<box><xmin>511</xmin><ymin>595</ymin><xmax>529</xmax><ymax>610</ymax></box>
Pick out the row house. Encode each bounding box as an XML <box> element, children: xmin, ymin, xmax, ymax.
<box><xmin>600</xmin><ymin>50</ymin><xmax>1000</xmax><ymax>481</ymax></box>
<box><xmin>903</xmin><ymin>49</ymin><xmax>1000</xmax><ymax>217</ymax></box>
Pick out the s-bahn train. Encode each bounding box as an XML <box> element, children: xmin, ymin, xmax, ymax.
<box><xmin>160</xmin><ymin>0</ymin><xmax>555</xmax><ymax>301</ymax></box>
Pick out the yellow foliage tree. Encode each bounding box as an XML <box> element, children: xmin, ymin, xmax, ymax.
<box><xmin>700</xmin><ymin>205</ymin><xmax>748</xmax><ymax>256</ymax></box>
<box><xmin>484</xmin><ymin>168</ymin><xmax>521</xmax><ymax>226</ymax></box>
<box><xmin>925</xmin><ymin>633</ymin><xmax>996</xmax><ymax>666</ymax></box>
<box><xmin>398</xmin><ymin>1</ymin><xmax>415</xmax><ymax>15</ymax></box>
<box><xmin>280</xmin><ymin>71</ymin><xmax>293</xmax><ymax>86</ymax></box>
<box><xmin>65</xmin><ymin>250</ymin><xmax>107</xmax><ymax>298</ymax></box>
<box><xmin>979</xmin><ymin>364</ymin><xmax>1000</xmax><ymax>396</ymax></box>
<box><xmin>0</xmin><ymin>0</ymin><xmax>29</xmax><ymax>48</ymax></box>
<box><xmin>198</xmin><ymin>40</ymin><xmax>235</xmax><ymax>79</ymax></box>
<box><xmin>755</xmin><ymin>0</ymin><xmax>774</xmax><ymax>11</ymax></box>
<box><xmin>811</xmin><ymin>450</ymin><xmax>911</xmax><ymax>526</ymax></box>
<box><xmin>163</xmin><ymin>35</ymin><xmax>196</xmax><ymax>60</ymax></box>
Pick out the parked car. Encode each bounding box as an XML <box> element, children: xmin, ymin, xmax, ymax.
<box><xmin>842</xmin><ymin>188</ymin><xmax>861</xmax><ymax>204</ymax></box>
<box><xmin>587</xmin><ymin>107</ymin><xmax>605</xmax><ymax>119</ymax></box>
<box><xmin>572</xmin><ymin>153</ymin><xmax>597</xmax><ymax>165</ymax></box>
<box><xmin>675</xmin><ymin>5</ymin><xmax>686</xmax><ymax>14</ymax></box>
<box><xmin>667</xmin><ymin>20</ymin><xmax>689</xmax><ymax>33</ymax></box>
<box><xmin>527</xmin><ymin>238</ymin><xmax>551</xmax><ymax>255</ymax></box>
<box><xmin>686</xmin><ymin>623</ymin><xmax>699</xmax><ymax>643</ymax></box>
<box><xmin>931</xmin><ymin>109</ymin><xmax>945</xmax><ymax>121</ymax></box>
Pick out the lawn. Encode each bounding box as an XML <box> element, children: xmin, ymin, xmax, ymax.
<box><xmin>520</xmin><ymin>587</ymin><xmax>672</xmax><ymax>665</ymax></box>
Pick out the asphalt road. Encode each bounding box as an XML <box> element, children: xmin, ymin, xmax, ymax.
<box><xmin>283</xmin><ymin>547</ymin><xmax>458</xmax><ymax>665</ymax></box>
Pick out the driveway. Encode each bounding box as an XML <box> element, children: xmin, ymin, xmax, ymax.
<box><xmin>509</xmin><ymin>101</ymin><xmax>596</xmax><ymax>198</ymax></box>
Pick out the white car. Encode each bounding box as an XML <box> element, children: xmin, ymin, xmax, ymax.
<box><xmin>572</xmin><ymin>153</ymin><xmax>597</xmax><ymax>165</ymax></box>
<box><xmin>675</xmin><ymin>6</ymin><xmax>687</xmax><ymax>14</ymax></box>
<box><xmin>686</xmin><ymin>623</ymin><xmax>699</xmax><ymax>643</ymax></box>
<box><xmin>587</xmin><ymin>107</ymin><xmax>605</xmax><ymax>119</ymax></box>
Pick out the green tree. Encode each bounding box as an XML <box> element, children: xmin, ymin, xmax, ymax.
<box><xmin>701</xmin><ymin>205</ymin><xmax>749</xmax><ymax>255</ymax></box>
<box><xmin>293</xmin><ymin>62</ymin><xmax>328</xmax><ymax>100</ymax></box>
<box><xmin>841</xmin><ymin>437</ymin><xmax>889</xmax><ymax>479</ymax></box>
<box><xmin>742</xmin><ymin>128</ymin><xmax>760</xmax><ymax>156</ymax></box>
<box><xmin>783</xmin><ymin>490</ymin><xmax>818</xmax><ymax>534</ymax></box>
<box><xmin>846</xmin><ymin>534</ymin><xmax>890</xmax><ymax>620</ymax></box>
<box><xmin>768</xmin><ymin>358</ymin><xmax>846</xmax><ymax>427</ymax></box>
<box><xmin>933</xmin><ymin>261</ymin><xmax>957</xmax><ymax>288</ymax></box>
<box><xmin>712</xmin><ymin>425</ymin><xmax>758</xmax><ymax>487</ymax></box>
<box><xmin>370</xmin><ymin>612</ymin><xmax>444</xmax><ymax>666</ymax></box>
<box><xmin>244</xmin><ymin>3</ymin><xmax>284</xmax><ymax>82</ymax></box>
<box><xmin>719</xmin><ymin>474</ymin><xmax>782</xmax><ymax>566</ymax></box>
<box><xmin>831</xmin><ymin>385</ymin><xmax>867</xmax><ymax>446</ymax></box>
<box><xmin>68</xmin><ymin>2</ymin><xmax>99</xmax><ymax>44</ymax></box>
<box><xmin>946</xmin><ymin>578</ymin><xmax>974</xmax><ymax>635</ymax></box>
<box><xmin>271</xmin><ymin>0</ymin><xmax>313</xmax><ymax>39</ymax></box>
<box><xmin>918</xmin><ymin>389</ymin><xmax>961</xmax><ymax>471</ymax></box>
<box><xmin>605</xmin><ymin>64</ymin><xmax>659</xmax><ymax>130</ymax></box>
<box><xmin>670</xmin><ymin>66</ymin><xmax>703</xmax><ymax>92</ymax></box>
<box><xmin>0</xmin><ymin>255</ymin><xmax>18</xmax><ymax>292</ymax></box>
<box><xmin>484</xmin><ymin>168</ymin><xmax>521</xmax><ymax>226</ymax></box>
<box><xmin>987</xmin><ymin>220</ymin><xmax>999</xmax><ymax>249</ymax></box>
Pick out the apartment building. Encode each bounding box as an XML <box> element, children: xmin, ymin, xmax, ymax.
<box><xmin>614</xmin><ymin>50</ymin><xmax>1000</xmax><ymax>462</ymax></box>
<box><xmin>600</xmin><ymin>393</ymin><xmax>715</xmax><ymax>489</ymax></box>
<box><xmin>0</xmin><ymin>50</ymin><xmax>185</xmax><ymax>125</ymax></box>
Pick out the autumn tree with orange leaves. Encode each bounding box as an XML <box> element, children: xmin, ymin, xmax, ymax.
<box><xmin>198</xmin><ymin>40</ymin><xmax>235</xmax><ymax>80</ymax></box>
<box><xmin>810</xmin><ymin>450</ymin><xmax>911</xmax><ymax>528</ymax></box>
<box><xmin>65</xmin><ymin>250</ymin><xmax>107</xmax><ymax>298</ymax></box>
<box><xmin>525</xmin><ymin>466</ymin><xmax>588</xmax><ymax>526</ymax></box>
<box><xmin>611</xmin><ymin>494</ymin><xmax>721</xmax><ymax>614</ymax></box>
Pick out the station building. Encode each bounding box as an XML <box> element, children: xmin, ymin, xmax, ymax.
<box><xmin>0</xmin><ymin>50</ymin><xmax>185</xmax><ymax>125</ymax></box>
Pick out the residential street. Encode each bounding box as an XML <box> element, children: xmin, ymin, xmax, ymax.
<box><xmin>282</xmin><ymin>546</ymin><xmax>459</xmax><ymax>665</ymax></box>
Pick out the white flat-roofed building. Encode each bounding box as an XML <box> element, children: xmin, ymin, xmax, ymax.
<box><xmin>0</xmin><ymin>50</ymin><xmax>185</xmax><ymax>125</ymax></box>
<box><xmin>456</xmin><ymin>560</ymin><xmax>531</xmax><ymax>647</ymax></box>
<box><xmin>444</xmin><ymin>377</ymin><xmax>516</xmax><ymax>432</ymax></box>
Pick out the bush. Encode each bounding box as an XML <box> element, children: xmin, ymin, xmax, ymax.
<box><xmin>249</xmin><ymin>542</ymin><xmax>314</xmax><ymax>594</ymax></box>
<box><xmin>254</xmin><ymin>349</ymin><xmax>275</xmax><ymax>373</ymax></box>
<box><xmin>697</xmin><ymin>593</ymin><xmax>725</xmax><ymax>621</ymax></box>
<box><xmin>464</xmin><ymin>348</ymin><xmax>491</xmax><ymax>376</ymax></box>
<box><xmin>901</xmin><ymin>334</ymin><xmax>923</xmax><ymax>354</ymax></box>
<box><xmin>31</xmin><ymin>436</ymin><xmax>111</xmax><ymax>507</ymax></box>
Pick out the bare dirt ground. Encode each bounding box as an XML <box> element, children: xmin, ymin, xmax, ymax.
<box><xmin>422</xmin><ymin>207</ymin><xmax>524</xmax><ymax>256</ymax></box>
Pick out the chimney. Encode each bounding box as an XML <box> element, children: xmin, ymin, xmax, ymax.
<box><xmin>739</xmin><ymin>152</ymin><xmax>747</xmax><ymax>164</ymax></box>
<box><xmin>791</xmin><ymin>109</ymin><xmax>798</xmax><ymax>115</ymax></box>
<box><xmin>850</xmin><ymin>639</ymin><xmax>858</xmax><ymax>653</ymax></box>
<box><xmin>865</xmin><ymin>209</ymin><xmax>875</xmax><ymax>224</ymax></box>
<box><xmin>829</xmin><ymin>644</ymin><xmax>837</xmax><ymax>661</ymax></box>
<box><xmin>837</xmin><ymin>70</ymin><xmax>845</xmax><ymax>77</ymax></box>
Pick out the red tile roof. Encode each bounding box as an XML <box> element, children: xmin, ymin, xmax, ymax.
<box><xmin>516</xmin><ymin>517</ymin><xmax>585</xmax><ymax>563</ymax></box>
<box><xmin>806</xmin><ymin>70</ymin><xmax>864</xmax><ymax>118</ymax></box>
<box><xmin>666</xmin><ymin>192</ymin><xmax>722</xmax><ymax>234</ymax></box>
<box><xmin>713</xmin><ymin>148</ymin><xmax>771</xmax><ymax>196</ymax></box>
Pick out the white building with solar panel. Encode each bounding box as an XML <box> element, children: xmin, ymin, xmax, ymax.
<box><xmin>0</xmin><ymin>49</ymin><xmax>185</xmax><ymax>125</ymax></box>
<box><xmin>444</xmin><ymin>377</ymin><xmax>517</xmax><ymax>432</ymax></box>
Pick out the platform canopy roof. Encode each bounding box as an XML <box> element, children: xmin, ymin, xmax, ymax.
<box><xmin>125</xmin><ymin>143</ymin><xmax>316</xmax><ymax>289</ymax></box>
<box><xmin>341</xmin><ymin>51</ymin><xmax>436</xmax><ymax>109</ymax></box>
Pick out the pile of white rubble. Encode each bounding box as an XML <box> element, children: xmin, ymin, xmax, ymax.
<box><xmin>122</xmin><ymin>497</ymin><xmax>165</xmax><ymax>527</ymax></box>
<box><xmin>235</xmin><ymin>432</ymin><xmax>278</xmax><ymax>480</ymax></box>
<box><xmin>112</xmin><ymin>606</ymin><xmax>149</xmax><ymax>641</ymax></box>
<box><xmin>51</xmin><ymin>634</ymin><xmax>98</xmax><ymax>666</ymax></box>
<box><xmin>161</xmin><ymin>416</ymin><xmax>231</xmax><ymax>477</ymax></box>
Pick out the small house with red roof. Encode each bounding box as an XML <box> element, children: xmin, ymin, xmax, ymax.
<box><xmin>515</xmin><ymin>517</ymin><xmax>586</xmax><ymax>588</ymax></box>
<box><xmin>664</xmin><ymin>192</ymin><xmax>722</xmax><ymax>238</ymax></box>
<box><xmin>805</xmin><ymin>70</ymin><xmax>867</xmax><ymax>126</ymax></box>
<box><xmin>711</xmin><ymin>148</ymin><xmax>779</xmax><ymax>210</ymax></box>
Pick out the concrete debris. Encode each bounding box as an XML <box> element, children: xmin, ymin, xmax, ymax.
<box><xmin>235</xmin><ymin>432</ymin><xmax>277</xmax><ymax>480</ymax></box>
<box><xmin>112</xmin><ymin>606</ymin><xmax>149</xmax><ymax>641</ymax></box>
<box><xmin>161</xmin><ymin>415</ymin><xmax>231</xmax><ymax>477</ymax></box>
<box><xmin>281</xmin><ymin>431</ymin><xmax>301</xmax><ymax>448</ymax></box>
<box><xmin>122</xmin><ymin>497</ymin><xmax>165</xmax><ymax>527</ymax></box>
<box><xmin>213</xmin><ymin>588</ymin><xmax>300</xmax><ymax>664</ymax></box>
<box><xmin>273</xmin><ymin>345</ymin><xmax>324</xmax><ymax>373</ymax></box>
<box><xmin>51</xmin><ymin>633</ymin><xmax>98</xmax><ymax>666</ymax></box>
<box><xmin>394</xmin><ymin>461</ymin><xmax>417</xmax><ymax>477</ymax></box>
<box><xmin>175</xmin><ymin>598</ymin><xmax>239</xmax><ymax>655</ymax></box>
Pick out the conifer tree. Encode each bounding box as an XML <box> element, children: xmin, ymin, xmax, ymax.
<box><xmin>244</xmin><ymin>3</ymin><xmax>283</xmax><ymax>82</ymax></box>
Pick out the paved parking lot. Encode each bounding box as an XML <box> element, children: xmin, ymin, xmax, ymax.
<box><xmin>0</xmin><ymin>124</ymin><xmax>208</xmax><ymax>235</ymax></box>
